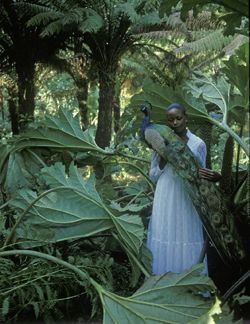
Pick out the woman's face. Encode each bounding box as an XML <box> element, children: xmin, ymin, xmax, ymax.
<box><xmin>166</xmin><ymin>108</ymin><xmax>187</xmax><ymax>135</ymax></box>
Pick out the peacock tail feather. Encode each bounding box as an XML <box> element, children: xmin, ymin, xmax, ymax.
<box><xmin>143</xmin><ymin>124</ymin><xmax>245</xmax><ymax>265</ymax></box>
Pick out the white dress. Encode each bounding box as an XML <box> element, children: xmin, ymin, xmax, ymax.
<box><xmin>147</xmin><ymin>129</ymin><xmax>207</xmax><ymax>274</ymax></box>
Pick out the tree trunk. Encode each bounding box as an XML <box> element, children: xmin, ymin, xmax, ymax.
<box><xmin>95</xmin><ymin>68</ymin><xmax>116</xmax><ymax>148</ymax></box>
<box><xmin>16</xmin><ymin>61</ymin><xmax>36</xmax><ymax>131</ymax></box>
<box><xmin>113</xmin><ymin>94</ymin><xmax>120</xmax><ymax>133</ymax></box>
<box><xmin>76</xmin><ymin>78</ymin><xmax>89</xmax><ymax>130</ymax></box>
<box><xmin>220</xmin><ymin>135</ymin><xmax>234</xmax><ymax>195</ymax></box>
<box><xmin>198</xmin><ymin>121</ymin><xmax>213</xmax><ymax>169</ymax></box>
<box><xmin>8</xmin><ymin>99</ymin><xmax>19</xmax><ymax>135</ymax></box>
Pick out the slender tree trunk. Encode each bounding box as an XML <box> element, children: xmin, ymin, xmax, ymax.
<box><xmin>76</xmin><ymin>78</ymin><xmax>89</xmax><ymax>130</ymax></box>
<box><xmin>16</xmin><ymin>61</ymin><xmax>36</xmax><ymax>131</ymax></box>
<box><xmin>8</xmin><ymin>99</ymin><xmax>19</xmax><ymax>135</ymax></box>
<box><xmin>198</xmin><ymin>121</ymin><xmax>213</xmax><ymax>169</ymax></box>
<box><xmin>95</xmin><ymin>67</ymin><xmax>116</xmax><ymax>148</ymax></box>
<box><xmin>113</xmin><ymin>94</ymin><xmax>120</xmax><ymax>133</ymax></box>
<box><xmin>235</xmin><ymin>125</ymin><xmax>244</xmax><ymax>186</ymax></box>
<box><xmin>220</xmin><ymin>135</ymin><xmax>234</xmax><ymax>195</ymax></box>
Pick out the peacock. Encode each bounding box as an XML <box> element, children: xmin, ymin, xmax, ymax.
<box><xmin>140</xmin><ymin>103</ymin><xmax>245</xmax><ymax>265</ymax></box>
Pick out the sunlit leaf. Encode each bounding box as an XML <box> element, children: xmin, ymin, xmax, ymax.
<box><xmin>100</xmin><ymin>264</ymin><xmax>218</xmax><ymax>323</ymax></box>
<box><xmin>11</xmin><ymin>109</ymin><xmax>108</xmax><ymax>155</ymax></box>
<box><xmin>9</xmin><ymin>163</ymin><xmax>144</xmax><ymax>257</ymax></box>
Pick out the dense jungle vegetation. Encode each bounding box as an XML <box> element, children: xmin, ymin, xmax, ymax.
<box><xmin>0</xmin><ymin>0</ymin><xmax>249</xmax><ymax>323</ymax></box>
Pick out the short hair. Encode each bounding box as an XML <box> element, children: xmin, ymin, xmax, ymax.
<box><xmin>166</xmin><ymin>103</ymin><xmax>186</xmax><ymax>115</ymax></box>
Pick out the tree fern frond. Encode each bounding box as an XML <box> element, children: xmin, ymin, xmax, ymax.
<box><xmin>175</xmin><ymin>30</ymin><xmax>233</xmax><ymax>53</ymax></box>
<box><xmin>139</xmin><ymin>0</ymin><xmax>163</xmax><ymax>13</ymax></box>
<box><xmin>133</xmin><ymin>30</ymin><xmax>184</xmax><ymax>43</ymax></box>
<box><xmin>39</xmin><ymin>20</ymin><xmax>65</xmax><ymax>37</ymax></box>
<box><xmin>14</xmin><ymin>2</ymin><xmax>55</xmax><ymax>16</ymax></box>
<box><xmin>120</xmin><ymin>57</ymin><xmax>149</xmax><ymax>75</ymax></box>
<box><xmin>27</xmin><ymin>12</ymin><xmax>63</xmax><ymax>28</ymax></box>
<box><xmin>77</xmin><ymin>9</ymin><xmax>103</xmax><ymax>33</ymax></box>
<box><xmin>26</xmin><ymin>5</ymin><xmax>103</xmax><ymax>37</ymax></box>
<box><xmin>0</xmin><ymin>6</ymin><xmax>12</xmax><ymax>28</ymax></box>
<box><xmin>162</xmin><ymin>13</ymin><xmax>188</xmax><ymax>33</ymax></box>
<box><xmin>186</xmin><ymin>10</ymin><xmax>224</xmax><ymax>31</ymax></box>
<box><xmin>132</xmin><ymin>11</ymin><xmax>162</xmax><ymax>28</ymax></box>
<box><xmin>223</xmin><ymin>34</ymin><xmax>249</xmax><ymax>56</ymax></box>
<box><xmin>114</xmin><ymin>2</ymin><xmax>139</xmax><ymax>23</ymax></box>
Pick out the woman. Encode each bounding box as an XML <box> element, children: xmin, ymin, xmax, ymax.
<box><xmin>147</xmin><ymin>103</ymin><xmax>220</xmax><ymax>274</ymax></box>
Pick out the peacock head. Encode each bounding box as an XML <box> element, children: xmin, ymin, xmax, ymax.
<box><xmin>140</xmin><ymin>101</ymin><xmax>152</xmax><ymax>117</ymax></box>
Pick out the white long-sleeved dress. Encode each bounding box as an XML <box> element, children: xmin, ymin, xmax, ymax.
<box><xmin>147</xmin><ymin>129</ymin><xmax>207</xmax><ymax>274</ymax></box>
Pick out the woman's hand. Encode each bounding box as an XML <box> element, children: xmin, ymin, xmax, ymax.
<box><xmin>198</xmin><ymin>168</ymin><xmax>222</xmax><ymax>182</ymax></box>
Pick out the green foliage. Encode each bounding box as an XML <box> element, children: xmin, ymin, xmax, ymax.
<box><xmin>221</xmin><ymin>43</ymin><xmax>249</xmax><ymax>109</ymax></box>
<box><xmin>176</xmin><ymin>29</ymin><xmax>233</xmax><ymax>53</ymax></box>
<box><xmin>0</xmin><ymin>105</ymin><xmax>247</xmax><ymax>322</ymax></box>
<box><xmin>7</xmin><ymin>161</ymin><xmax>144</xmax><ymax>257</ymax></box>
<box><xmin>22</xmin><ymin>2</ymin><xmax>103</xmax><ymax>37</ymax></box>
<box><xmin>184</xmin><ymin>72</ymin><xmax>249</xmax><ymax>155</ymax></box>
<box><xmin>0</xmin><ymin>1</ymin><xmax>249</xmax><ymax>319</ymax></box>
<box><xmin>127</xmin><ymin>77</ymin><xmax>208</xmax><ymax>130</ymax></box>
<box><xmin>0</xmin><ymin>249</ymin><xmax>114</xmax><ymax>322</ymax></box>
<box><xmin>101</xmin><ymin>264</ymin><xmax>217</xmax><ymax>323</ymax></box>
<box><xmin>159</xmin><ymin>0</ymin><xmax>249</xmax><ymax>21</ymax></box>
<box><xmin>159</xmin><ymin>0</ymin><xmax>249</xmax><ymax>37</ymax></box>
<box><xmin>0</xmin><ymin>250</ymin><xmax>221</xmax><ymax>324</ymax></box>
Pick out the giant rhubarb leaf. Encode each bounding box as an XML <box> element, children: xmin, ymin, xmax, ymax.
<box><xmin>9</xmin><ymin>163</ymin><xmax>144</xmax><ymax>257</ymax></box>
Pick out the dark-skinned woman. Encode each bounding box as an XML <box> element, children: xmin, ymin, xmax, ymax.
<box><xmin>147</xmin><ymin>103</ymin><xmax>221</xmax><ymax>274</ymax></box>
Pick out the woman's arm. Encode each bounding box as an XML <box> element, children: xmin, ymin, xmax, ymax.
<box><xmin>195</xmin><ymin>140</ymin><xmax>221</xmax><ymax>182</ymax></box>
<box><xmin>149</xmin><ymin>152</ymin><xmax>165</xmax><ymax>183</ymax></box>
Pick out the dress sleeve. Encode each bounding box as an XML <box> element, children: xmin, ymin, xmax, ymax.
<box><xmin>149</xmin><ymin>152</ymin><xmax>165</xmax><ymax>183</ymax></box>
<box><xmin>195</xmin><ymin>141</ymin><xmax>207</xmax><ymax>168</ymax></box>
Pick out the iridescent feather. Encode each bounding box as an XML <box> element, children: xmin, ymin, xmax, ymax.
<box><xmin>141</xmin><ymin>107</ymin><xmax>245</xmax><ymax>264</ymax></box>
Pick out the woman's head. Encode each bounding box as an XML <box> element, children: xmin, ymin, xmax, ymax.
<box><xmin>166</xmin><ymin>103</ymin><xmax>187</xmax><ymax>136</ymax></box>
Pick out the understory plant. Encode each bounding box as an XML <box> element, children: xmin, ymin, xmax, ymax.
<box><xmin>0</xmin><ymin>107</ymin><xmax>245</xmax><ymax>323</ymax></box>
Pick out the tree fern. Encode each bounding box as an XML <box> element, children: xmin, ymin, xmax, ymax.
<box><xmin>159</xmin><ymin>0</ymin><xmax>249</xmax><ymax>19</ymax></box>
<box><xmin>26</xmin><ymin>12</ymin><xmax>64</xmax><ymax>28</ymax></box>
<box><xmin>175</xmin><ymin>29</ymin><xmax>233</xmax><ymax>54</ymax></box>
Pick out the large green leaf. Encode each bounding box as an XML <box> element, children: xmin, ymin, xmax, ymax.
<box><xmin>10</xmin><ymin>109</ymin><xmax>108</xmax><ymax>155</ymax></box>
<box><xmin>4</xmin><ymin>150</ymin><xmax>45</xmax><ymax>195</ymax></box>
<box><xmin>10</xmin><ymin>187</ymin><xmax>113</xmax><ymax>246</ymax></box>
<box><xmin>9</xmin><ymin>163</ymin><xmax>144</xmax><ymax>256</ymax></box>
<box><xmin>185</xmin><ymin>73</ymin><xmax>249</xmax><ymax>155</ymax></box>
<box><xmin>187</xmin><ymin>73</ymin><xmax>232</xmax><ymax>118</ymax></box>
<box><xmin>0</xmin><ymin>250</ymin><xmax>227</xmax><ymax>324</ymax></box>
<box><xmin>129</xmin><ymin>78</ymin><xmax>209</xmax><ymax>133</ymax></box>
<box><xmin>100</xmin><ymin>264</ymin><xmax>218</xmax><ymax>323</ymax></box>
<box><xmin>222</xmin><ymin>43</ymin><xmax>249</xmax><ymax>108</ymax></box>
<box><xmin>0</xmin><ymin>109</ymin><xmax>112</xmax><ymax>193</ymax></box>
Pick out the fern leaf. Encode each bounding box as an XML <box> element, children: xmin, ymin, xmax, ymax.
<box><xmin>34</xmin><ymin>283</ymin><xmax>45</xmax><ymax>301</ymax></box>
<box><xmin>27</xmin><ymin>12</ymin><xmax>63</xmax><ymax>28</ymax></box>
<box><xmin>175</xmin><ymin>30</ymin><xmax>233</xmax><ymax>53</ymax></box>
<box><xmin>2</xmin><ymin>297</ymin><xmax>9</xmax><ymax>317</ymax></box>
<box><xmin>114</xmin><ymin>3</ymin><xmax>139</xmax><ymax>23</ymax></box>
<box><xmin>31</xmin><ymin>302</ymin><xmax>40</xmax><ymax>319</ymax></box>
